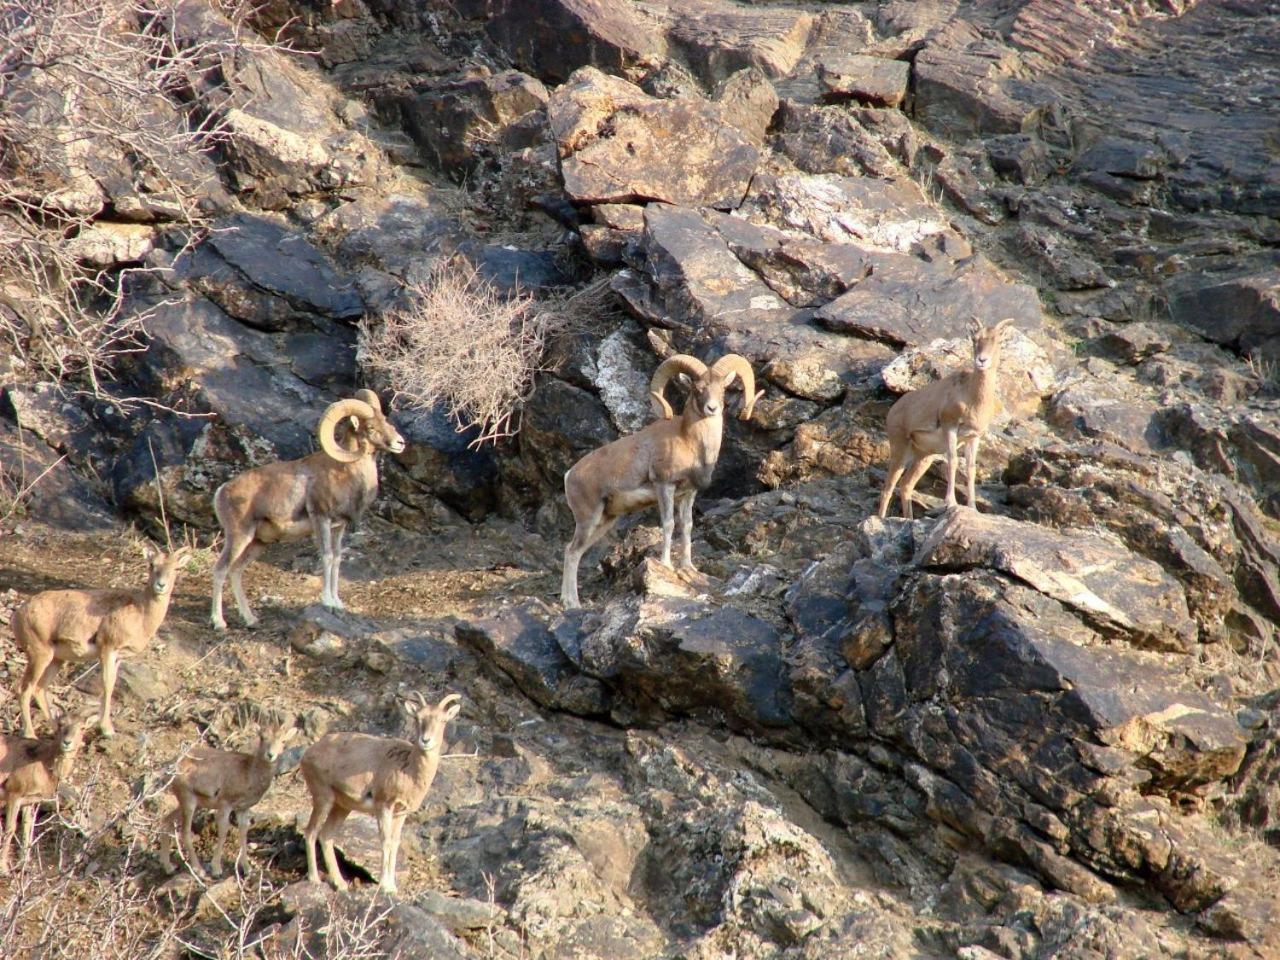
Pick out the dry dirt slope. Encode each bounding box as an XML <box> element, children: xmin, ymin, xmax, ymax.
<box><xmin>1</xmin><ymin>496</ymin><xmax>1276</xmax><ymax>960</ymax></box>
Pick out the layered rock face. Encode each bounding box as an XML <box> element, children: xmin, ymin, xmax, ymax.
<box><xmin>2</xmin><ymin>0</ymin><xmax>1279</xmax><ymax>957</ymax></box>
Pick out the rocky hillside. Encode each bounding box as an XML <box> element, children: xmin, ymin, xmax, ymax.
<box><xmin>1</xmin><ymin>0</ymin><xmax>1279</xmax><ymax>958</ymax></box>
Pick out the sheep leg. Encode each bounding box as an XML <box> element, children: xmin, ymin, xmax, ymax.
<box><xmin>158</xmin><ymin>808</ymin><xmax>180</xmax><ymax>873</ymax></box>
<box><xmin>675</xmin><ymin>490</ymin><xmax>698</xmax><ymax>572</ymax></box>
<box><xmin>379</xmin><ymin>812</ymin><xmax>407</xmax><ymax>895</ymax></box>
<box><xmin>562</xmin><ymin>506</ymin><xmax>617</xmax><ymax>609</ymax></box>
<box><xmin>210</xmin><ymin>805</ymin><xmax>231</xmax><ymax>877</ymax></box>
<box><xmin>318</xmin><ymin>807</ymin><xmax>350</xmax><ymax>892</ymax></box>
<box><xmin>656</xmin><ymin>483</ymin><xmax>677</xmax><ymax>568</ymax></box>
<box><xmin>943</xmin><ymin>428</ymin><xmax>960</xmax><ymax>509</ymax></box>
<box><xmin>234</xmin><ymin>809</ymin><xmax>252</xmax><ymax>873</ymax></box>
<box><xmin>302</xmin><ymin>788</ymin><xmax>332</xmax><ymax>886</ymax></box>
<box><xmin>314</xmin><ymin>517</ymin><xmax>343</xmax><ymax>610</ymax></box>
<box><xmin>212</xmin><ymin>532</ymin><xmax>255</xmax><ymax>630</ymax></box>
<box><xmin>178</xmin><ymin>795</ymin><xmax>204</xmax><ymax>875</ymax></box>
<box><xmin>898</xmin><ymin>455</ymin><xmax>937</xmax><ymax>521</ymax></box>
<box><xmin>376</xmin><ymin>805</ymin><xmax>398</xmax><ymax>893</ymax></box>
<box><xmin>227</xmin><ymin>542</ymin><xmax>262</xmax><ymax>629</ymax></box>
<box><xmin>20</xmin><ymin>803</ymin><xmax>35</xmax><ymax>859</ymax></box>
<box><xmin>34</xmin><ymin>657</ymin><xmax>60</xmax><ymax>726</ymax></box>
<box><xmin>0</xmin><ymin>799</ymin><xmax>19</xmax><ymax>875</ymax></box>
<box><xmin>327</xmin><ymin>522</ymin><xmax>348</xmax><ymax>610</ymax></box>
<box><xmin>877</xmin><ymin>445</ymin><xmax>910</xmax><ymax>519</ymax></box>
<box><xmin>965</xmin><ymin>435</ymin><xmax>981</xmax><ymax>510</ymax></box>
<box><xmin>19</xmin><ymin>643</ymin><xmax>57</xmax><ymax>737</ymax></box>
<box><xmin>98</xmin><ymin>648</ymin><xmax>119</xmax><ymax>738</ymax></box>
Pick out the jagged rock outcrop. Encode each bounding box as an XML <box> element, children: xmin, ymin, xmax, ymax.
<box><xmin>547</xmin><ymin>67</ymin><xmax>761</xmax><ymax>209</ymax></box>
<box><xmin>3</xmin><ymin>0</ymin><xmax>1280</xmax><ymax>956</ymax></box>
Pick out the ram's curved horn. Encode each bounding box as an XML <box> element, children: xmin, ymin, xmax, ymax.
<box><xmin>710</xmin><ymin>354</ymin><xmax>759</xmax><ymax>421</ymax></box>
<box><xmin>354</xmin><ymin>388</ymin><xmax>382</xmax><ymax>413</ymax></box>
<box><xmin>317</xmin><ymin>397</ymin><xmax>376</xmax><ymax>463</ymax></box>
<box><xmin>648</xmin><ymin>355</ymin><xmax>708</xmax><ymax>420</ymax></box>
<box><xmin>437</xmin><ymin>692</ymin><xmax>463</xmax><ymax>712</ymax></box>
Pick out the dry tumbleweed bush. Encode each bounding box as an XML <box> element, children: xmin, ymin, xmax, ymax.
<box><xmin>359</xmin><ymin>261</ymin><xmax>573</xmax><ymax>446</ymax></box>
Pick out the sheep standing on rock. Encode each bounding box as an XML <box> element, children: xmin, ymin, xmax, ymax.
<box><xmin>211</xmin><ymin>389</ymin><xmax>406</xmax><ymax>630</ymax></box>
<box><xmin>877</xmin><ymin>318</ymin><xmax>1013</xmax><ymax>519</ymax></box>
<box><xmin>561</xmin><ymin>353</ymin><xmax>761</xmax><ymax>609</ymax></box>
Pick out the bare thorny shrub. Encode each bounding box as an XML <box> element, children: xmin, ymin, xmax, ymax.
<box><xmin>0</xmin><ymin>0</ymin><xmax>281</xmax><ymax>393</ymax></box>
<box><xmin>0</xmin><ymin>756</ymin><xmax>398</xmax><ymax>959</ymax></box>
<box><xmin>358</xmin><ymin>263</ymin><xmax>617</xmax><ymax>446</ymax></box>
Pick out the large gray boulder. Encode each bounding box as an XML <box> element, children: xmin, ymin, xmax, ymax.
<box><xmin>1167</xmin><ymin>269</ymin><xmax>1280</xmax><ymax>358</ymax></box>
<box><xmin>916</xmin><ymin>508</ymin><xmax>1199</xmax><ymax>653</ymax></box>
<box><xmin>484</xmin><ymin>0</ymin><xmax>668</xmax><ymax>85</ymax></box>
<box><xmin>398</xmin><ymin>70</ymin><xmax>549</xmax><ymax>176</ymax></box>
<box><xmin>547</xmin><ymin>68</ymin><xmax>760</xmax><ymax>210</ymax></box>
<box><xmin>814</xmin><ymin>252</ymin><xmax>1042</xmax><ymax>347</ymax></box>
<box><xmin>638</xmin><ymin>203</ymin><xmax>893</xmax><ymax>398</ymax></box>
<box><xmin>913</xmin><ymin>21</ymin><xmax>1050</xmax><ymax>137</ymax></box>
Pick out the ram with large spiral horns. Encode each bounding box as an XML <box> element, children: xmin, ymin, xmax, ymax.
<box><xmin>211</xmin><ymin>390</ymin><xmax>406</xmax><ymax>630</ymax></box>
<box><xmin>561</xmin><ymin>353</ymin><xmax>761</xmax><ymax>608</ymax></box>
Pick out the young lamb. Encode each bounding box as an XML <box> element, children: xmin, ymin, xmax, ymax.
<box><xmin>299</xmin><ymin>692</ymin><xmax>462</xmax><ymax>894</ymax></box>
<box><xmin>0</xmin><ymin>711</ymin><xmax>91</xmax><ymax>874</ymax></box>
<box><xmin>877</xmin><ymin>318</ymin><xmax>1013</xmax><ymax>519</ymax></box>
<box><xmin>158</xmin><ymin>716</ymin><xmax>299</xmax><ymax>877</ymax></box>
<box><xmin>12</xmin><ymin>543</ymin><xmax>191</xmax><ymax>737</ymax></box>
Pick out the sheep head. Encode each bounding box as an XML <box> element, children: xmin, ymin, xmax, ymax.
<box><xmin>649</xmin><ymin>353</ymin><xmax>761</xmax><ymax>422</ymax></box>
<box><xmin>398</xmin><ymin>692</ymin><xmax>463</xmax><ymax>754</ymax></box>
<box><xmin>317</xmin><ymin>391</ymin><xmax>407</xmax><ymax>464</ymax></box>
<box><xmin>142</xmin><ymin>542</ymin><xmax>192</xmax><ymax>598</ymax></box>
<box><xmin>968</xmin><ymin>317</ymin><xmax>1014</xmax><ymax>373</ymax></box>
<box><xmin>256</xmin><ymin>719</ymin><xmax>299</xmax><ymax>764</ymax></box>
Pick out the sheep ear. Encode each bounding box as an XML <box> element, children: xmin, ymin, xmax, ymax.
<box><xmin>141</xmin><ymin>541</ymin><xmax>159</xmax><ymax>561</ymax></box>
<box><xmin>722</xmin><ymin>369</ymin><xmax>738</xmax><ymax>388</ymax></box>
<box><xmin>443</xmin><ymin>701</ymin><xmax>462</xmax><ymax>721</ymax></box>
<box><xmin>398</xmin><ymin>697</ymin><xmax>417</xmax><ymax>718</ymax></box>
<box><xmin>348</xmin><ymin>415</ymin><xmax>360</xmax><ymax>432</ymax></box>
<box><xmin>967</xmin><ymin>317</ymin><xmax>983</xmax><ymax>337</ymax></box>
<box><xmin>676</xmin><ymin>373</ymin><xmax>692</xmax><ymax>390</ymax></box>
<box><xmin>281</xmin><ymin>726</ymin><xmax>299</xmax><ymax>743</ymax></box>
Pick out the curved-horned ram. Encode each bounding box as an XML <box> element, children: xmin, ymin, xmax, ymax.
<box><xmin>211</xmin><ymin>389</ymin><xmax>406</xmax><ymax>630</ymax></box>
<box><xmin>561</xmin><ymin>352</ymin><xmax>761</xmax><ymax>608</ymax></box>
<box><xmin>877</xmin><ymin>318</ymin><xmax>1013</xmax><ymax>519</ymax></box>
